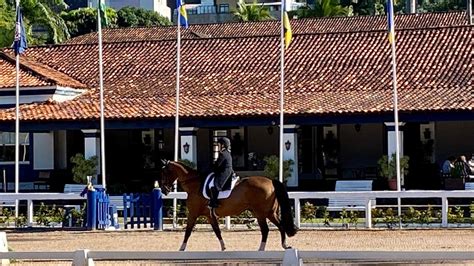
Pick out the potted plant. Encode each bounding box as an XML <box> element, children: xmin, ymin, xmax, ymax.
<box><xmin>377</xmin><ymin>154</ymin><xmax>409</xmax><ymax>190</ymax></box>
<box><xmin>263</xmin><ymin>155</ymin><xmax>294</xmax><ymax>184</ymax></box>
<box><xmin>70</xmin><ymin>153</ymin><xmax>98</xmax><ymax>185</ymax></box>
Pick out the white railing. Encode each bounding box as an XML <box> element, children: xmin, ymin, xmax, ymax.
<box><xmin>1</xmin><ymin>249</ymin><xmax>474</xmax><ymax>265</ymax></box>
<box><xmin>290</xmin><ymin>190</ymin><xmax>474</xmax><ymax>228</ymax></box>
<box><xmin>0</xmin><ymin>249</ymin><xmax>298</xmax><ymax>266</ymax></box>
<box><xmin>2</xmin><ymin>190</ymin><xmax>474</xmax><ymax>229</ymax></box>
<box><xmin>0</xmin><ymin>193</ymin><xmax>85</xmax><ymax>226</ymax></box>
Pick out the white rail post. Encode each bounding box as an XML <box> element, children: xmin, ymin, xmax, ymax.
<box><xmin>27</xmin><ymin>200</ymin><xmax>33</xmax><ymax>227</ymax></box>
<box><xmin>294</xmin><ymin>197</ymin><xmax>301</xmax><ymax>229</ymax></box>
<box><xmin>225</xmin><ymin>216</ymin><xmax>231</xmax><ymax>230</ymax></box>
<box><xmin>0</xmin><ymin>232</ymin><xmax>9</xmax><ymax>265</ymax></box>
<box><xmin>73</xmin><ymin>249</ymin><xmax>94</xmax><ymax>266</ymax></box>
<box><xmin>441</xmin><ymin>196</ymin><xmax>448</xmax><ymax>228</ymax></box>
<box><xmin>282</xmin><ymin>248</ymin><xmax>301</xmax><ymax>266</ymax></box>
<box><xmin>365</xmin><ymin>199</ymin><xmax>372</xmax><ymax>229</ymax></box>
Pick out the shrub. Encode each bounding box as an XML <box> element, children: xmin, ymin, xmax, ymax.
<box><xmin>263</xmin><ymin>155</ymin><xmax>294</xmax><ymax>183</ymax></box>
<box><xmin>301</xmin><ymin>202</ymin><xmax>317</xmax><ymax>221</ymax></box>
<box><xmin>70</xmin><ymin>153</ymin><xmax>98</xmax><ymax>184</ymax></box>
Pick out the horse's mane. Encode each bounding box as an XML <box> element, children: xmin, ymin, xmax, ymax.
<box><xmin>171</xmin><ymin>161</ymin><xmax>199</xmax><ymax>177</ymax></box>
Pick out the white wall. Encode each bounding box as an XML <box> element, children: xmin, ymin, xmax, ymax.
<box><xmin>436</xmin><ymin>121</ymin><xmax>474</xmax><ymax>163</ymax></box>
<box><xmin>33</xmin><ymin>133</ymin><xmax>54</xmax><ymax>170</ymax></box>
<box><xmin>339</xmin><ymin>124</ymin><xmax>383</xmax><ymax>178</ymax></box>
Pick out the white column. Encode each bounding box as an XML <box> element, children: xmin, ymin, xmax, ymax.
<box><xmin>81</xmin><ymin>129</ymin><xmax>101</xmax><ymax>178</ymax></box>
<box><xmin>179</xmin><ymin>127</ymin><xmax>198</xmax><ymax>164</ymax></box>
<box><xmin>384</xmin><ymin>122</ymin><xmax>405</xmax><ymax>185</ymax></box>
<box><xmin>283</xmin><ymin>125</ymin><xmax>299</xmax><ymax>187</ymax></box>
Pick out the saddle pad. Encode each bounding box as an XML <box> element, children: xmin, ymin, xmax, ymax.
<box><xmin>202</xmin><ymin>173</ymin><xmax>239</xmax><ymax>200</ymax></box>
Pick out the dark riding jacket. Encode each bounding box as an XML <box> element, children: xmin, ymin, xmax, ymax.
<box><xmin>213</xmin><ymin>149</ymin><xmax>233</xmax><ymax>191</ymax></box>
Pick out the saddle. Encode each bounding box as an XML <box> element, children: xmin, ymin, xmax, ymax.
<box><xmin>202</xmin><ymin>173</ymin><xmax>239</xmax><ymax>200</ymax></box>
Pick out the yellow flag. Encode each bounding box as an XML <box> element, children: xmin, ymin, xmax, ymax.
<box><xmin>283</xmin><ymin>12</ymin><xmax>292</xmax><ymax>49</ymax></box>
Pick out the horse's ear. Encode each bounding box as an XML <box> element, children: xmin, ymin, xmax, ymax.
<box><xmin>161</xmin><ymin>159</ymin><xmax>169</xmax><ymax>168</ymax></box>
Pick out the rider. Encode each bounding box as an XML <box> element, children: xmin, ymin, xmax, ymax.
<box><xmin>209</xmin><ymin>137</ymin><xmax>233</xmax><ymax>209</ymax></box>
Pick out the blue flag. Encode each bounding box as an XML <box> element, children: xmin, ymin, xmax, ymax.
<box><xmin>12</xmin><ymin>8</ymin><xmax>27</xmax><ymax>55</ymax></box>
<box><xmin>176</xmin><ymin>0</ymin><xmax>188</xmax><ymax>28</ymax></box>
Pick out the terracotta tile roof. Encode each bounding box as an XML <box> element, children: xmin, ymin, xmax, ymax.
<box><xmin>0</xmin><ymin>55</ymin><xmax>50</xmax><ymax>88</ymax></box>
<box><xmin>0</xmin><ymin>19</ymin><xmax>471</xmax><ymax>121</ymax></box>
<box><xmin>0</xmin><ymin>53</ymin><xmax>88</xmax><ymax>89</ymax></box>
<box><xmin>65</xmin><ymin>11</ymin><xmax>469</xmax><ymax>44</ymax></box>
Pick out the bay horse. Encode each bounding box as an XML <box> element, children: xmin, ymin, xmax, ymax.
<box><xmin>159</xmin><ymin>160</ymin><xmax>297</xmax><ymax>251</ymax></box>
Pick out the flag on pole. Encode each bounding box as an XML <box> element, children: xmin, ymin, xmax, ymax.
<box><xmin>283</xmin><ymin>12</ymin><xmax>292</xmax><ymax>49</ymax></box>
<box><xmin>98</xmin><ymin>0</ymin><xmax>108</xmax><ymax>28</ymax></box>
<box><xmin>387</xmin><ymin>0</ymin><xmax>395</xmax><ymax>44</ymax></box>
<box><xmin>12</xmin><ymin>8</ymin><xmax>27</xmax><ymax>55</ymax></box>
<box><xmin>176</xmin><ymin>0</ymin><xmax>189</xmax><ymax>28</ymax></box>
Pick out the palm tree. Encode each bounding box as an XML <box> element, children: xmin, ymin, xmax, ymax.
<box><xmin>21</xmin><ymin>0</ymin><xmax>70</xmax><ymax>44</ymax></box>
<box><xmin>233</xmin><ymin>0</ymin><xmax>274</xmax><ymax>22</ymax></box>
<box><xmin>293</xmin><ymin>0</ymin><xmax>350</xmax><ymax>18</ymax></box>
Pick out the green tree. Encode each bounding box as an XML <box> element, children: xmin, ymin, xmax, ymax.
<box><xmin>0</xmin><ymin>0</ymin><xmax>15</xmax><ymax>48</ymax></box>
<box><xmin>233</xmin><ymin>0</ymin><xmax>274</xmax><ymax>22</ymax></box>
<box><xmin>61</xmin><ymin>7</ymin><xmax>117</xmax><ymax>38</ymax></box>
<box><xmin>117</xmin><ymin>6</ymin><xmax>171</xmax><ymax>27</ymax></box>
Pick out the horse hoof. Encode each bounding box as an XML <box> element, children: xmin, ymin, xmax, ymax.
<box><xmin>284</xmin><ymin>246</ymin><xmax>292</xmax><ymax>249</ymax></box>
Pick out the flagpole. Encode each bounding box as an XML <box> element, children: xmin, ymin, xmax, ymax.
<box><xmin>278</xmin><ymin>0</ymin><xmax>285</xmax><ymax>183</ymax></box>
<box><xmin>387</xmin><ymin>0</ymin><xmax>402</xmax><ymax>228</ymax></box>
<box><xmin>173</xmin><ymin>8</ymin><xmax>182</xmax><ymax>229</ymax></box>
<box><xmin>97</xmin><ymin>0</ymin><xmax>107</xmax><ymax>190</ymax></box>
<box><xmin>14</xmin><ymin>0</ymin><xmax>21</xmax><ymax>218</ymax></box>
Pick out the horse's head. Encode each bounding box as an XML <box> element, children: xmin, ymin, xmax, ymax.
<box><xmin>159</xmin><ymin>159</ymin><xmax>176</xmax><ymax>195</ymax></box>
<box><xmin>160</xmin><ymin>159</ymin><xmax>197</xmax><ymax>195</ymax></box>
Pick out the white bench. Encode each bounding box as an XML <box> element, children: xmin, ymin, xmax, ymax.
<box><xmin>64</xmin><ymin>184</ymin><xmax>102</xmax><ymax>194</ymax></box>
<box><xmin>465</xmin><ymin>182</ymin><xmax>474</xmax><ymax>190</ymax></box>
<box><xmin>109</xmin><ymin>195</ymin><xmax>125</xmax><ymax>212</ymax></box>
<box><xmin>327</xmin><ymin>180</ymin><xmax>375</xmax><ymax>211</ymax></box>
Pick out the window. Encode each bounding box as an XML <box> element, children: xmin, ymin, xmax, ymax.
<box><xmin>0</xmin><ymin>132</ymin><xmax>30</xmax><ymax>163</ymax></box>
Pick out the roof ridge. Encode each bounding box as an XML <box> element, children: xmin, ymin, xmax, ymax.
<box><xmin>64</xmin><ymin>11</ymin><xmax>468</xmax><ymax>44</ymax></box>
<box><xmin>0</xmin><ymin>52</ymin><xmax>88</xmax><ymax>88</ymax></box>
<box><xmin>46</xmin><ymin>23</ymin><xmax>472</xmax><ymax>48</ymax></box>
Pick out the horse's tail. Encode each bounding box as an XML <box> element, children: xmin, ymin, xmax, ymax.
<box><xmin>272</xmin><ymin>179</ymin><xmax>297</xmax><ymax>237</ymax></box>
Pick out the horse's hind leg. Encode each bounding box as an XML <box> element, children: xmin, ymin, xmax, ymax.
<box><xmin>208</xmin><ymin>215</ymin><xmax>226</xmax><ymax>251</ymax></box>
<box><xmin>268</xmin><ymin>214</ymin><xmax>291</xmax><ymax>249</ymax></box>
<box><xmin>257</xmin><ymin>217</ymin><xmax>269</xmax><ymax>251</ymax></box>
<box><xmin>180</xmin><ymin>215</ymin><xmax>197</xmax><ymax>251</ymax></box>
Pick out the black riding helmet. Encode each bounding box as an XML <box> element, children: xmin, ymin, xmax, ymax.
<box><xmin>217</xmin><ymin>137</ymin><xmax>231</xmax><ymax>149</ymax></box>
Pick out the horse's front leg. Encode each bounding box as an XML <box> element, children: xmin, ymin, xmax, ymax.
<box><xmin>257</xmin><ymin>217</ymin><xmax>269</xmax><ymax>251</ymax></box>
<box><xmin>180</xmin><ymin>214</ymin><xmax>198</xmax><ymax>251</ymax></box>
<box><xmin>208</xmin><ymin>213</ymin><xmax>226</xmax><ymax>251</ymax></box>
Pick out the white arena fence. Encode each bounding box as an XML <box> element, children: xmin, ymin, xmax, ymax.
<box><xmin>0</xmin><ymin>249</ymin><xmax>300</xmax><ymax>266</ymax></box>
<box><xmin>1</xmin><ymin>190</ymin><xmax>474</xmax><ymax>228</ymax></box>
<box><xmin>1</xmin><ymin>249</ymin><xmax>474</xmax><ymax>265</ymax></box>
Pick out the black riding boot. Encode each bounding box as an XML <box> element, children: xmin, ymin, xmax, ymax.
<box><xmin>209</xmin><ymin>187</ymin><xmax>219</xmax><ymax>208</ymax></box>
